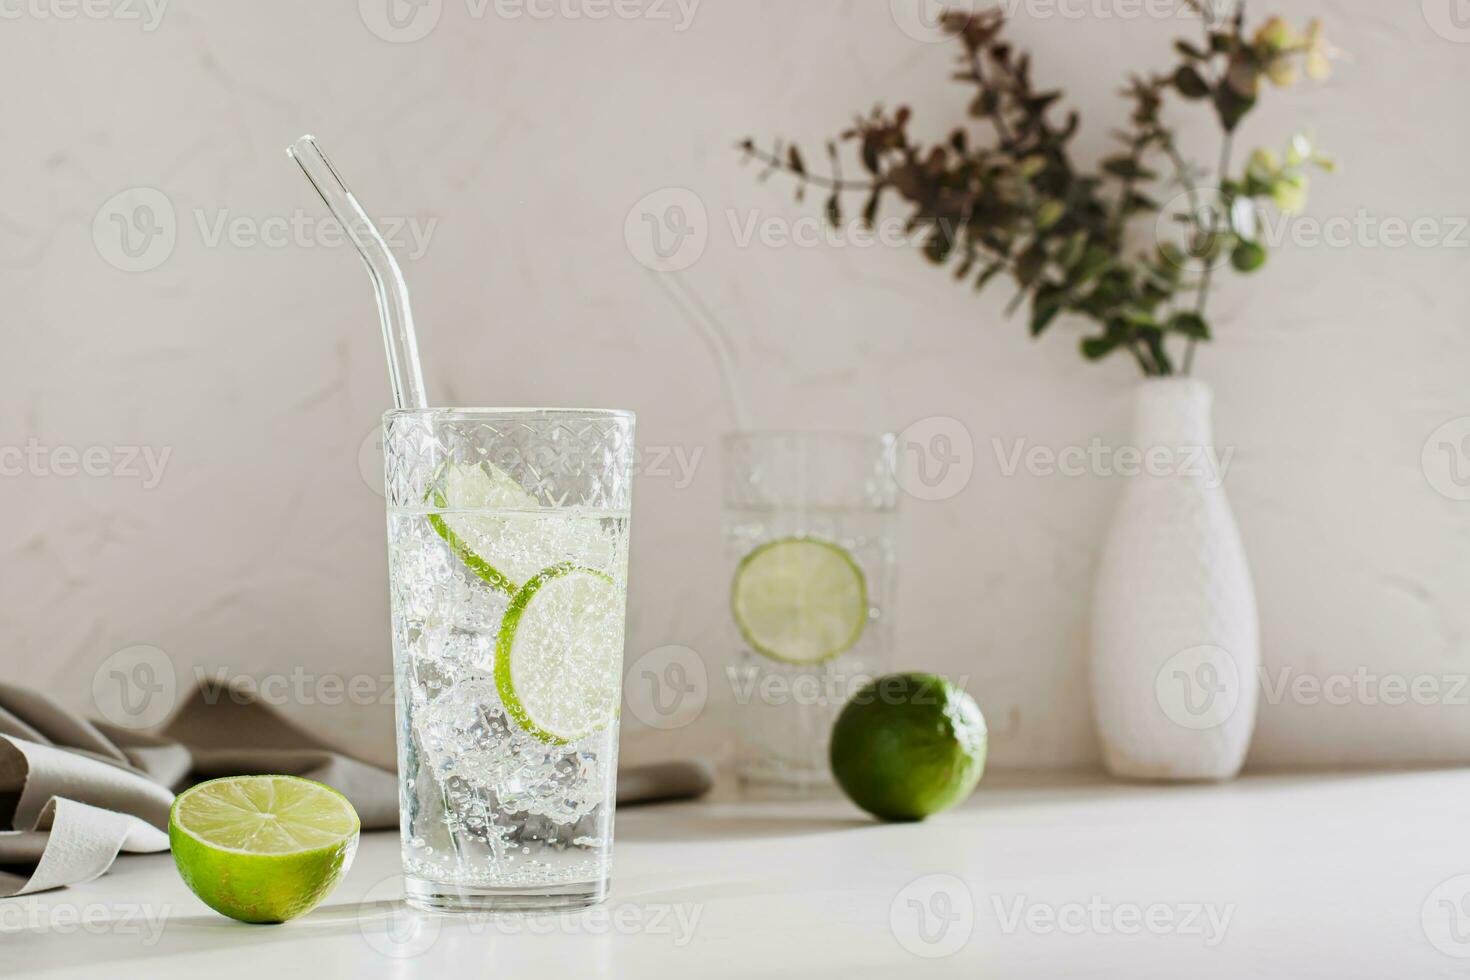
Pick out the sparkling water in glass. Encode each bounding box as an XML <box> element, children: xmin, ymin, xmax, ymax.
<box><xmin>383</xmin><ymin>408</ymin><xmax>634</xmax><ymax>913</ymax></box>
<box><xmin>723</xmin><ymin>432</ymin><xmax>897</xmax><ymax>787</ymax></box>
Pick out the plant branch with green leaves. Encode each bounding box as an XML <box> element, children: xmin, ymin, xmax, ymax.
<box><xmin>738</xmin><ymin>5</ymin><xmax>1336</xmax><ymax>377</ymax></box>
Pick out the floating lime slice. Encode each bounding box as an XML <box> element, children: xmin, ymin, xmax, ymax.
<box><xmin>731</xmin><ymin>537</ymin><xmax>868</xmax><ymax>664</ymax></box>
<box><xmin>169</xmin><ymin>775</ymin><xmax>360</xmax><ymax>924</ymax></box>
<box><xmin>437</xmin><ymin>458</ymin><xmax>537</xmax><ymax>511</ymax></box>
<box><xmin>427</xmin><ymin>461</ymin><xmax>539</xmax><ymax>595</ymax></box>
<box><xmin>495</xmin><ymin>563</ymin><xmax>625</xmax><ymax>743</ymax></box>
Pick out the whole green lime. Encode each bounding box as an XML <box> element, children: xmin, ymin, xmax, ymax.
<box><xmin>830</xmin><ymin>673</ymin><xmax>987</xmax><ymax>821</ymax></box>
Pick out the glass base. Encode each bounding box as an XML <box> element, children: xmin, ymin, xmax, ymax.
<box><xmin>405</xmin><ymin>876</ymin><xmax>608</xmax><ymax>915</ymax></box>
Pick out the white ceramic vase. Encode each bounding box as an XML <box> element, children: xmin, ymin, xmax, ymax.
<box><xmin>1090</xmin><ymin>379</ymin><xmax>1259</xmax><ymax>781</ymax></box>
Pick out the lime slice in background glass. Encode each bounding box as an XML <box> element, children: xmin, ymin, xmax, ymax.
<box><xmin>169</xmin><ymin>775</ymin><xmax>360</xmax><ymax>924</ymax></box>
<box><xmin>495</xmin><ymin>563</ymin><xmax>625</xmax><ymax>743</ymax></box>
<box><xmin>731</xmin><ymin>537</ymin><xmax>868</xmax><ymax>664</ymax></box>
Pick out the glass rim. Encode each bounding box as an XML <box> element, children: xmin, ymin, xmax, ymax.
<box><xmin>383</xmin><ymin>407</ymin><xmax>635</xmax><ymax>423</ymax></box>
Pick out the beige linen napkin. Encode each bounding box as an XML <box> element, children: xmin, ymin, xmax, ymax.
<box><xmin>0</xmin><ymin>681</ymin><xmax>711</xmax><ymax>897</ymax></box>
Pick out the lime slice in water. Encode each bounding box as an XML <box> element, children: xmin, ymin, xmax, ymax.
<box><xmin>437</xmin><ymin>458</ymin><xmax>538</xmax><ymax>511</ymax></box>
<box><xmin>495</xmin><ymin>563</ymin><xmax>625</xmax><ymax>743</ymax></box>
<box><xmin>428</xmin><ymin>461</ymin><xmax>539</xmax><ymax>596</ymax></box>
<box><xmin>169</xmin><ymin>775</ymin><xmax>360</xmax><ymax>924</ymax></box>
<box><xmin>731</xmin><ymin>537</ymin><xmax>868</xmax><ymax>664</ymax></box>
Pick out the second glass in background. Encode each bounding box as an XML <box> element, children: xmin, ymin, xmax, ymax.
<box><xmin>723</xmin><ymin>432</ymin><xmax>898</xmax><ymax>787</ymax></box>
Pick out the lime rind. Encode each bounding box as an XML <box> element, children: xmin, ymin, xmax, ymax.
<box><xmin>425</xmin><ymin>461</ymin><xmax>538</xmax><ymax>596</ymax></box>
<box><xmin>731</xmin><ymin>536</ymin><xmax>869</xmax><ymax>665</ymax></box>
<box><xmin>428</xmin><ymin>512</ymin><xmax>519</xmax><ymax>596</ymax></box>
<box><xmin>495</xmin><ymin>563</ymin><xmax>624</xmax><ymax>744</ymax></box>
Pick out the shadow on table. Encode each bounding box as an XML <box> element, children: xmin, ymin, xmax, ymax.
<box><xmin>4</xmin><ymin>899</ymin><xmax>412</xmax><ymax>973</ymax></box>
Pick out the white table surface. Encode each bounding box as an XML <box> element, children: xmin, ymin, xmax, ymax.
<box><xmin>4</xmin><ymin>767</ymin><xmax>1465</xmax><ymax>978</ymax></box>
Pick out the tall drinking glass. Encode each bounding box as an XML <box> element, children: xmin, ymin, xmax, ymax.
<box><xmin>723</xmin><ymin>432</ymin><xmax>898</xmax><ymax>787</ymax></box>
<box><xmin>383</xmin><ymin>408</ymin><xmax>635</xmax><ymax>913</ymax></box>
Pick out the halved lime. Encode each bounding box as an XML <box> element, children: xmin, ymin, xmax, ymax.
<box><xmin>731</xmin><ymin>537</ymin><xmax>868</xmax><ymax>664</ymax></box>
<box><xmin>428</xmin><ymin>461</ymin><xmax>539</xmax><ymax>596</ymax></box>
<box><xmin>169</xmin><ymin>775</ymin><xmax>360</xmax><ymax>924</ymax></box>
<box><xmin>495</xmin><ymin>563</ymin><xmax>625</xmax><ymax>743</ymax></box>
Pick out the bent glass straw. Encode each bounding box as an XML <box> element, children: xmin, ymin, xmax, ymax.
<box><xmin>287</xmin><ymin>135</ymin><xmax>428</xmax><ymax>410</ymax></box>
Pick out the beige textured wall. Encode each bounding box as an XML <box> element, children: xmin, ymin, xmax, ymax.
<box><xmin>3</xmin><ymin>0</ymin><xmax>1469</xmax><ymax>770</ymax></box>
